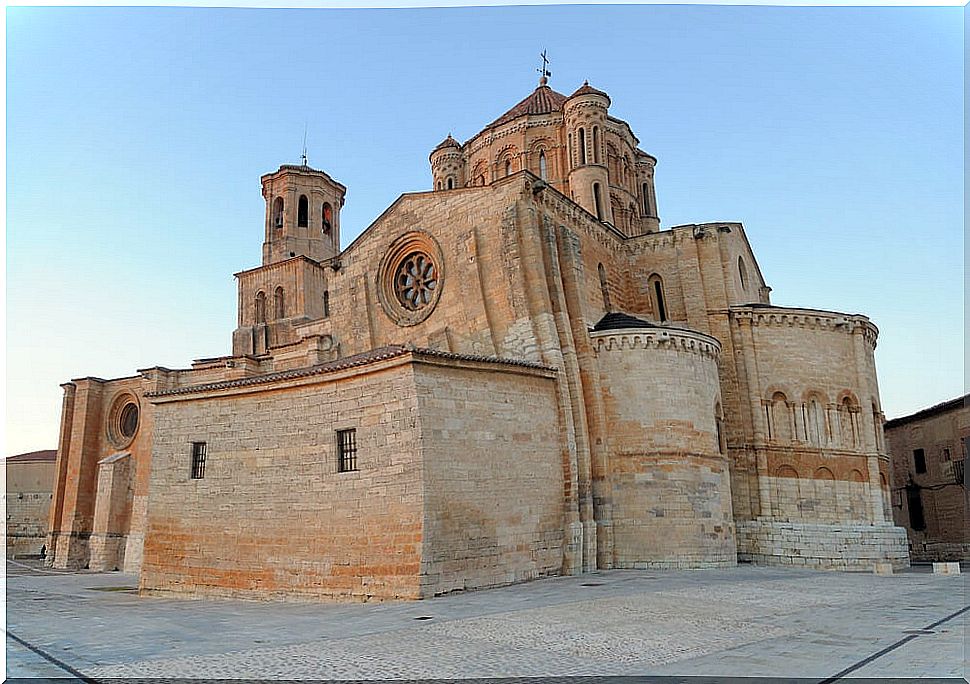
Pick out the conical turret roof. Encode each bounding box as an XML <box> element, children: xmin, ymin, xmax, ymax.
<box><xmin>433</xmin><ymin>134</ymin><xmax>461</xmax><ymax>152</ymax></box>
<box><xmin>569</xmin><ymin>80</ymin><xmax>610</xmax><ymax>102</ymax></box>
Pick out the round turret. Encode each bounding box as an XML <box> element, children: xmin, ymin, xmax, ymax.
<box><xmin>429</xmin><ymin>134</ymin><xmax>463</xmax><ymax>191</ymax></box>
<box><xmin>564</xmin><ymin>82</ymin><xmax>612</xmax><ymax>224</ymax></box>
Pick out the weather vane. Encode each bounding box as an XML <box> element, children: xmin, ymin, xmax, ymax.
<box><xmin>537</xmin><ymin>49</ymin><xmax>551</xmax><ymax>83</ymax></box>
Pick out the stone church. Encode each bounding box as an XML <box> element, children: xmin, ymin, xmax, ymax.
<box><xmin>46</xmin><ymin>75</ymin><xmax>910</xmax><ymax>600</ymax></box>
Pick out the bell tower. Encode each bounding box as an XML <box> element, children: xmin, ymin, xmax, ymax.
<box><xmin>261</xmin><ymin>164</ymin><xmax>346</xmax><ymax>265</ymax></box>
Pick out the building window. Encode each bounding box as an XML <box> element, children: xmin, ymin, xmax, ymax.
<box><xmin>598</xmin><ymin>263</ymin><xmax>611</xmax><ymax>311</ymax></box>
<box><xmin>272</xmin><ymin>197</ymin><xmax>284</xmax><ymax>228</ymax></box>
<box><xmin>322</xmin><ymin>203</ymin><xmax>333</xmax><ymax>234</ymax></box>
<box><xmin>738</xmin><ymin>256</ymin><xmax>748</xmax><ymax>291</ymax></box>
<box><xmin>592</xmin><ymin>127</ymin><xmax>600</xmax><ymax>164</ymax></box>
<box><xmin>505</xmin><ymin>159</ymin><xmax>512</xmax><ymax>177</ymax></box>
<box><xmin>593</xmin><ymin>182</ymin><xmax>603</xmax><ymax>220</ymax></box>
<box><xmin>337</xmin><ymin>429</ymin><xmax>358</xmax><ymax>472</ymax></box>
<box><xmin>119</xmin><ymin>403</ymin><xmax>139</xmax><ymax>440</ymax></box>
<box><xmin>567</xmin><ymin>133</ymin><xmax>573</xmax><ymax>169</ymax></box>
<box><xmin>715</xmin><ymin>402</ymin><xmax>726</xmax><ymax>454</ymax></box>
<box><xmin>538</xmin><ymin>150</ymin><xmax>547</xmax><ymax>180</ymax></box>
<box><xmin>642</xmin><ymin>183</ymin><xmax>651</xmax><ymax>215</ymax></box>
<box><xmin>648</xmin><ymin>274</ymin><xmax>667</xmax><ymax>322</ymax></box>
<box><xmin>274</xmin><ymin>286</ymin><xmax>285</xmax><ymax>319</ymax></box>
<box><xmin>298</xmin><ymin>195</ymin><xmax>309</xmax><ymax>228</ymax></box>
<box><xmin>255</xmin><ymin>291</ymin><xmax>267</xmax><ymax>324</ymax></box>
<box><xmin>578</xmin><ymin>128</ymin><xmax>587</xmax><ymax>164</ymax></box>
<box><xmin>323</xmin><ymin>290</ymin><xmax>330</xmax><ymax>318</ymax></box>
<box><xmin>942</xmin><ymin>447</ymin><xmax>951</xmax><ymax>462</ymax></box>
<box><xmin>913</xmin><ymin>448</ymin><xmax>926</xmax><ymax>474</ymax></box>
<box><xmin>190</xmin><ymin>442</ymin><xmax>207</xmax><ymax>480</ymax></box>
<box><xmin>446</xmin><ymin>177</ymin><xmax>454</xmax><ymax>190</ymax></box>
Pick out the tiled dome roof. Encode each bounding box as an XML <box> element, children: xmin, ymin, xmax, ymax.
<box><xmin>484</xmin><ymin>83</ymin><xmax>569</xmax><ymax>130</ymax></box>
<box><xmin>569</xmin><ymin>80</ymin><xmax>610</xmax><ymax>101</ymax></box>
<box><xmin>591</xmin><ymin>312</ymin><xmax>659</xmax><ymax>332</ymax></box>
<box><xmin>433</xmin><ymin>134</ymin><xmax>460</xmax><ymax>152</ymax></box>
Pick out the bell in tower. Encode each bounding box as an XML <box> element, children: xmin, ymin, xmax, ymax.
<box><xmin>261</xmin><ymin>164</ymin><xmax>346</xmax><ymax>265</ymax></box>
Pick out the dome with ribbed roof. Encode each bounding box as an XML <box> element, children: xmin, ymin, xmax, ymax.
<box><xmin>483</xmin><ymin>83</ymin><xmax>569</xmax><ymax>131</ymax></box>
<box><xmin>569</xmin><ymin>80</ymin><xmax>610</xmax><ymax>103</ymax></box>
<box><xmin>432</xmin><ymin>134</ymin><xmax>461</xmax><ymax>153</ymax></box>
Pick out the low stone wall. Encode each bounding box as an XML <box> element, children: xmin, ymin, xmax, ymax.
<box><xmin>737</xmin><ymin>520</ymin><xmax>909</xmax><ymax>569</ymax></box>
<box><xmin>909</xmin><ymin>540</ymin><xmax>970</xmax><ymax>563</ymax></box>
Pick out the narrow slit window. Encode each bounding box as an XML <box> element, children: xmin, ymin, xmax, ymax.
<box><xmin>578</xmin><ymin>128</ymin><xmax>587</xmax><ymax>164</ymax></box>
<box><xmin>539</xmin><ymin>150</ymin><xmax>547</xmax><ymax>180</ymax></box>
<box><xmin>593</xmin><ymin>127</ymin><xmax>600</xmax><ymax>164</ymax></box>
<box><xmin>190</xmin><ymin>442</ymin><xmax>207</xmax><ymax>479</ymax></box>
<box><xmin>593</xmin><ymin>182</ymin><xmax>603</xmax><ymax>220</ymax></box>
<box><xmin>322</xmin><ymin>203</ymin><xmax>333</xmax><ymax>235</ymax></box>
<box><xmin>337</xmin><ymin>428</ymin><xmax>358</xmax><ymax>472</ymax></box>
<box><xmin>323</xmin><ymin>290</ymin><xmax>330</xmax><ymax>318</ymax></box>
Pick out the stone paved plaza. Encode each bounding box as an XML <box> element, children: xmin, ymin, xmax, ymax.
<box><xmin>5</xmin><ymin>559</ymin><xmax>967</xmax><ymax>680</ymax></box>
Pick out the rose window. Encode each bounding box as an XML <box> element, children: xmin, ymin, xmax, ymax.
<box><xmin>394</xmin><ymin>252</ymin><xmax>438</xmax><ymax>311</ymax></box>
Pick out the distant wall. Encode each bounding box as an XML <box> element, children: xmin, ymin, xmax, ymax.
<box><xmin>6</xmin><ymin>457</ymin><xmax>56</xmax><ymax>557</ymax></box>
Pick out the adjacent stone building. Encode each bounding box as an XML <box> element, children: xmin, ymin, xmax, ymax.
<box><xmin>6</xmin><ymin>449</ymin><xmax>57</xmax><ymax>558</ymax></box>
<box><xmin>46</xmin><ymin>76</ymin><xmax>909</xmax><ymax>600</ymax></box>
<box><xmin>885</xmin><ymin>395</ymin><xmax>969</xmax><ymax>562</ymax></box>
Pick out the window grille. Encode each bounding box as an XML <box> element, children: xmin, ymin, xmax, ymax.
<box><xmin>191</xmin><ymin>442</ymin><xmax>207</xmax><ymax>479</ymax></box>
<box><xmin>954</xmin><ymin>459</ymin><xmax>965</xmax><ymax>487</ymax></box>
<box><xmin>337</xmin><ymin>429</ymin><xmax>358</xmax><ymax>472</ymax></box>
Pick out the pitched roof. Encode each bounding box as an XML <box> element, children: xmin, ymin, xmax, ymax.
<box><xmin>484</xmin><ymin>84</ymin><xmax>569</xmax><ymax>130</ymax></box>
<box><xmin>7</xmin><ymin>449</ymin><xmax>56</xmax><ymax>463</ymax></box>
<box><xmin>883</xmin><ymin>394</ymin><xmax>970</xmax><ymax>429</ymax></box>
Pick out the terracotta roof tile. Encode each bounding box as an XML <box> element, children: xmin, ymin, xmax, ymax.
<box><xmin>484</xmin><ymin>84</ymin><xmax>569</xmax><ymax>130</ymax></box>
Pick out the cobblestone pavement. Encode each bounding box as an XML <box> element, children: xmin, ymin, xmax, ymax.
<box><xmin>5</xmin><ymin>559</ymin><xmax>967</xmax><ymax>680</ymax></box>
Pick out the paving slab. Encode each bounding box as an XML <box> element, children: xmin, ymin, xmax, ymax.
<box><xmin>5</xmin><ymin>559</ymin><xmax>967</xmax><ymax>680</ymax></box>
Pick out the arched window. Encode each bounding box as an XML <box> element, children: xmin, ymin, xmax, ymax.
<box><xmin>807</xmin><ymin>397</ymin><xmax>826</xmax><ymax>446</ymax></box>
<box><xmin>839</xmin><ymin>396</ymin><xmax>858</xmax><ymax>448</ymax></box>
<box><xmin>538</xmin><ymin>150</ymin><xmax>547</xmax><ymax>180</ymax></box>
<box><xmin>323</xmin><ymin>290</ymin><xmax>330</xmax><ymax>318</ymax></box>
<box><xmin>446</xmin><ymin>177</ymin><xmax>454</xmax><ymax>190</ymax></box>
<box><xmin>274</xmin><ymin>286</ymin><xmax>285</xmax><ymax>320</ymax></box>
<box><xmin>648</xmin><ymin>273</ymin><xmax>667</xmax><ymax>322</ymax></box>
<box><xmin>322</xmin><ymin>203</ymin><xmax>333</xmax><ymax>235</ymax></box>
<box><xmin>598</xmin><ymin>263</ymin><xmax>611</xmax><ymax>311</ymax></box>
<box><xmin>436</xmin><ymin>181</ymin><xmax>442</xmax><ymax>191</ymax></box>
<box><xmin>567</xmin><ymin>133</ymin><xmax>573</xmax><ymax>169</ymax></box>
<box><xmin>738</xmin><ymin>256</ymin><xmax>748</xmax><ymax>291</ymax></box>
<box><xmin>272</xmin><ymin>197</ymin><xmax>284</xmax><ymax>229</ymax></box>
<box><xmin>297</xmin><ymin>195</ymin><xmax>309</xmax><ymax>228</ymax></box>
<box><xmin>254</xmin><ymin>291</ymin><xmax>266</xmax><ymax>324</ymax></box>
<box><xmin>769</xmin><ymin>392</ymin><xmax>791</xmax><ymax>443</ymax></box>
<box><xmin>505</xmin><ymin>158</ymin><xmax>512</xmax><ymax>177</ymax></box>
<box><xmin>592</xmin><ymin>127</ymin><xmax>600</xmax><ymax>164</ymax></box>
<box><xmin>592</xmin><ymin>182</ymin><xmax>603</xmax><ymax>220</ymax></box>
<box><xmin>578</xmin><ymin>128</ymin><xmax>587</xmax><ymax>164</ymax></box>
<box><xmin>872</xmin><ymin>402</ymin><xmax>882</xmax><ymax>451</ymax></box>
<box><xmin>642</xmin><ymin>183</ymin><xmax>651</xmax><ymax>215</ymax></box>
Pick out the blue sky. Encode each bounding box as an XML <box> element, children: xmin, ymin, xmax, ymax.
<box><xmin>6</xmin><ymin>5</ymin><xmax>964</xmax><ymax>454</ymax></box>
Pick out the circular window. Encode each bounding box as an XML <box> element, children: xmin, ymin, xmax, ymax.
<box><xmin>378</xmin><ymin>232</ymin><xmax>445</xmax><ymax>327</ymax></box>
<box><xmin>394</xmin><ymin>252</ymin><xmax>439</xmax><ymax>311</ymax></box>
<box><xmin>106</xmin><ymin>393</ymin><xmax>140</xmax><ymax>448</ymax></box>
<box><xmin>119</xmin><ymin>403</ymin><xmax>139</xmax><ymax>439</ymax></box>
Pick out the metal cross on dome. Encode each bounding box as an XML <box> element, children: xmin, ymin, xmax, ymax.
<box><xmin>537</xmin><ymin>50</ymin><xmax>552</xmax><ymax>82</ymax></box>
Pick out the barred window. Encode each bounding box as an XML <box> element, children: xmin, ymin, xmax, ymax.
<box><xmin>191</xmin><ymin>442</ymin><xmax>207</xmax><ymax>479</ymax></box>
<box><xmin>337</xmin><ymin>429</ymin><xmax>357</xmax><ymax>473</ymax></box>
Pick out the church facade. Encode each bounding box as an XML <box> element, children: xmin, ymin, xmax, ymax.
<box><xmin>46</xmin><ymin>77</ymin><xmax>909</xmax><ymax>600</ymax></box>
